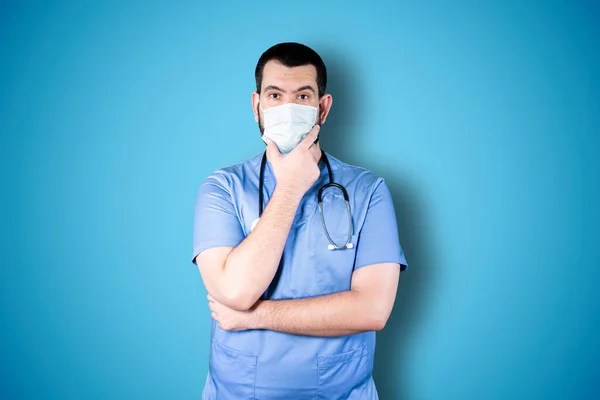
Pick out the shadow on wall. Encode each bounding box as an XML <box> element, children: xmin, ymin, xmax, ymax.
<box><xmin>317</xmin><ymin>45</ymin><xmax>437</xmax><ymax>400</ymax></box>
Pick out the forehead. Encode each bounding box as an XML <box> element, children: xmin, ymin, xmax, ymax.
<box><xmin>261</xmin><ymin>60</ymin><xmax>317</xmax><ymax>90</ymax></box>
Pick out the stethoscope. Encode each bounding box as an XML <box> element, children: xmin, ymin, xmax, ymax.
<box><xmin>253</xmin><ymin>151</ymin><xmax>354</xmax><ymax>250</ymax></box>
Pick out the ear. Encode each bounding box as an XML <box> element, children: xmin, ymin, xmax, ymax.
<box><xmin>318</xmin><ymin>94</ymin><xmax>333</xmax><ymax>124</ymax></box>
<box><xmin>252</xmin><ymin>92</ymin><xmax>260</xmax><ymax>123</ymax></box>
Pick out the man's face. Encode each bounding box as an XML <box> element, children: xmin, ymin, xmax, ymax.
<box><xmin>253</xmin><ymin>60</ymin><xmax>332</xmax><ymax>134</ymax></box>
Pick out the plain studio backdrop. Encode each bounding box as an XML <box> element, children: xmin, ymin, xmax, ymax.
<box><xmin>1</xmin><ymin>1</ymin><xmax>598</xmax><ymax>399</ymax></box>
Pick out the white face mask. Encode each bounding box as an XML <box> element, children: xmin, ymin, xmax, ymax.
<box><xmin>260</xmin><ymin>102</ymin><xmax>318</xmax><ymax>154</ymax></box>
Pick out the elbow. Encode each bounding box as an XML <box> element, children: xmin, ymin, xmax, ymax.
<box><xmin>215</xmin><ymin>263</ymin><xmax>261</xmax><ymax>311</ymax></box>
<box><xmin>367</xmin><ymin>306</ymin><xmax>392</xmax><ymax>331</ymax></box>
<box><xmin>227</xmin><ymin>296</ymin><xmax>257</xmax><ymax>312</ymax></box>
<box><xmin>364</xmin><ymin>313</ymin><xmax>387</xmax><ymax>331</ymax></box>
<box><xmin>220</xmin><ymin>288</ymin><xmax>260</xmax><ymax>312</ymax></box>
<box><xmin>371</xmin><ymin>316</ymin><xmax>388</xmax><ymax>331</ymax></box>
<box><xmin>354</xmin><ymin>287</ymin><xmax>396</xmax><ymax>332</ymax></box>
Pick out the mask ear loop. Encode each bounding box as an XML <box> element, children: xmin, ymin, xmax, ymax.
<box><xmin>258</xmin><ymin>102</ymin><xmax>269</xmax><ymax>147</ymax></box>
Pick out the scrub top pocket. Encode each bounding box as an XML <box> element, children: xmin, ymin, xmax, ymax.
<box><xmin>208</xmin><ymin>339</ymin><xmax>257</xmax><ymax>399</ymax></box>
<box><xmin>310</xmin><ymin>231</ymin><xmax>359</xmax><ymax>294</ymax></box>
<box><xmin>317</xmin><ymin>345</ymin><xmax>371</xmax><ymax>400</ymax></box>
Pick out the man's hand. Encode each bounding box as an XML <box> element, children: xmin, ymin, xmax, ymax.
<box><xmin>265</xmin><ymin>124</ymin><xmax>321</xmax><ymax>197</ymax></box>
<box><xmin>208</xmin><ymin>293</ymin><xmax>259</xmax><ymax>331</ymax></box>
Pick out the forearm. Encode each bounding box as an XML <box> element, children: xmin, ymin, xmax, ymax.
<box><xmin>222</xmin><ymin>185</ymin><xmax>302</xmax><ymax>308</ymax></box>
<box><xmin>252</xmin><ymin>290</ymin><xmax>384</xmax><ymax>336</ymax></box>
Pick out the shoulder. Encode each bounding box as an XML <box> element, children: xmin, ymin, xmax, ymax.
<box><xmin>326</xmin><ymin>152</ymin><xmax>387</xmax><ymax>197</ymax></box>
<box><xmin>201</xmin><ymin>152</ymin><xmax>263</xmax><ymax>190</ymax></box>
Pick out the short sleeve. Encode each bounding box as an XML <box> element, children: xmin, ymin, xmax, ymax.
<box><xmin>191</xmin><ymin>172</ymin><xmax>245</xmax><ymax>264</ymax></box>
<box><xmin>354</xmin><ymin>178</ymin><xmax>408</xmax><ymax>271</ymax></box>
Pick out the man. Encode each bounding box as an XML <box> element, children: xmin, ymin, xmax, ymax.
<box><xmin>192</xmin><ymin>42</ymin><xmax>408</xmax><ymax>399</ymax></box>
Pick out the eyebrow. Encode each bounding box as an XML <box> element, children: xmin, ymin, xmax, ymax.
<box><xmin>263</xmin><ymin>85</ymin><xmax>316</xmax><ymax>94</ymax></box>
<box><xmin>295</xmin><ymin>85</ymin><xmax>316</xmax><ymax>94</ymax></box>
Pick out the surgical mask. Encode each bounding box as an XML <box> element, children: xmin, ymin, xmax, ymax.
<box><xmin>260</xmin><ymin>102</ymin><xmax>318</xmax><ymax>154</ymax></box>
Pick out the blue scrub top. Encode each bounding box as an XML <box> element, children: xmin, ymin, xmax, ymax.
<box><xmin>192</xmin><ymin>151</ymin><xmax>407</xmax><ymax>400</ymax></box>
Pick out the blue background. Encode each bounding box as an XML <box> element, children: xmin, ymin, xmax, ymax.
<box><xmin>1</xmin><ymin>1</ymin><xmax>598</xmax><ymax>399</ymax></box>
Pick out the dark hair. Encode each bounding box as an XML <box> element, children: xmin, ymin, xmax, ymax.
<box><xmin>255</xmin><ymin>42</ymin><xmax>327</xmax><ymax>97</ymax></box>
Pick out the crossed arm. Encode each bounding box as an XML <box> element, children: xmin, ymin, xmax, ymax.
<box><xmin>204</xmin><ymin>261</ymin><xmax>401</xmax><ymax>336</ymax></box>
<box><xmin>196</xmin><ymin>240</ymin><xmax>401</xmax><ymax>336</ymax></box>
<box><xmin>194</xmin><ymin>174</ymin><xmax>402</xmax><ymax>336</ymax></box>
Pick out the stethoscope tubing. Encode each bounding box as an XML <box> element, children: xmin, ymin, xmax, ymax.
<box><xmin>258</xmin><ymin>151</ymin><xmax>353</xmax><ymax>250</ymax></box>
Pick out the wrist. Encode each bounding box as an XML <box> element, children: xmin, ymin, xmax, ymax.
<box><xmin>273</xmin><ymin>184</ymin><xmax>304</xmax><ymax>203</ymax></box>
<box><xmin>250</xmin><ymin>300</ymin><xmax>270</xmax><ymax>330</ymax></box>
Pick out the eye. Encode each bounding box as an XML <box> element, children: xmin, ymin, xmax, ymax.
<box><xmin>269</xmin><ymin>93</ymin><xmax>280</xmax><ymax>99</ymax></box>
<box><xmin>298</xmin><ymin>94</ymin><xmax>310</xmax><ymax>100</ymax></box>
